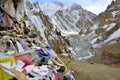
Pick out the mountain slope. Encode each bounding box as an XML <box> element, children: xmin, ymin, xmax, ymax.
<box><xmin>88</xmin><ymin>0</ymin><xmax>120</xmax><ymax>66</ymax></box>
<box><xmin>89</xmin><ymin>0</ymin><xmax>120</xmax><ymax>48</ymax></box>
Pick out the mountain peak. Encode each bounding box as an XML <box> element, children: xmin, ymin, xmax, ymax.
<box><xmin>106</xmin><ymin>0</ymin><xmax>120</xmax><ymax>10</ymax></box>
<box><xmin>53</xmin><ymin>2</ymin><xmax>64</xmax><ymax>6</ymax></box>
<box><xmin>67</xmin><ymin>3</ymin><xmax>82</xmax><ymax>10</ymax></box>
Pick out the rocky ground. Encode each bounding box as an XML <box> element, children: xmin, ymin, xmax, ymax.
<box><xmin>59</xmin><ymin>40</ymin><xmax>120</xmax><ymax>80</ymax></box>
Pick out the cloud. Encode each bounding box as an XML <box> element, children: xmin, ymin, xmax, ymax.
<box><xmin>69</xmin><ymin>0</ymin><xmax>113</xmax><ymax>15</ymax></box>
<box><xmin>84</xmin><ymin>5</ymin><xmax>108</xmax><ymax>15</ymax></box>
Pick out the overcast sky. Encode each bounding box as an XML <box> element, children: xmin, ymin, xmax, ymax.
<box><xmin>29</xmin><ymin>0</ymin><xmax>113</xmax><ymax>15</ymax></box>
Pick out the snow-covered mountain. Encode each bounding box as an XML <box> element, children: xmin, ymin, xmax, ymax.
<box><xmin>90</xmin><ymin>0</ymin><xmax>120</xmax><ymax>48</ymax></box>
<box><xmin>14</xmin><ymin>0</ymin><xmax>120</xmax><ymax>60</ymax></box>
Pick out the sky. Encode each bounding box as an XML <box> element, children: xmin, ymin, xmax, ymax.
<box><xmin>29</xmin><ymin>0</ymin><xmax>113</xmax><ymax>15</ymax></box>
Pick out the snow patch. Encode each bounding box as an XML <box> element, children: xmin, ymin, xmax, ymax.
<box><xmin>60</xmin><ymin>30</ymin><xmax>79</xmax><ymax>36</ymax></box>
<box><xmin>111</xmin><ymin>11</ymin><xmax>119</xmax><ymax>17</ymax></box>
<box><xmin>91</xmin><ymin>36</ymin><xmax>102</xmax><ymax>44</ymax></box>
<box><xmin>104</xmin><ymin>28</ymin><xmax>120</xmax><ymax>43</ymax></box>
<box><xmin>106</xmin><ymin>23</ymin><xmax>116</xmax><ymax>31</ymax></box>
<box><xmin>77</xmin><ymin>51</ymin><xmax>93</xmax><ymax>60</ymax></box>
<box><xmin>102</xmin><ymin>25</ymin><xmax>108</xmax><ymax>29</ymax></box>
<box><xmin>91</xmin><ymin>24</ymin><xmax>98</xmax><ymax>30</ymax></box>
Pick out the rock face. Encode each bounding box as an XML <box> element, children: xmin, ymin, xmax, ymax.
<box><xmin>101</xmin><ymin>51</ymin><xmax>120</xmax><ymax>65</ymax></box>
